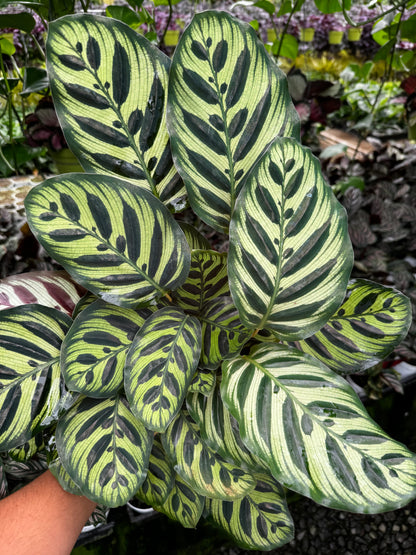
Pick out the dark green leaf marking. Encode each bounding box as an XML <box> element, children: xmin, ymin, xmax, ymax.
<box><xmin>113</xmin><ymin>41</ymin><xmax>130</xmax><ymax>107</ymax></box>
<box><xmin>86</xmin><ymin>35</ymin><xmax>101</xmax><ymax>69</ymax></box>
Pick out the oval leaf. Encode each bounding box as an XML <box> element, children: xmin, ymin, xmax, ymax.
<box><xmin>0</xmin><ymin>305</ymin><xmax>71</xmax><ymax>451</ymax></box>
<box><xmin>228</xmin><ymin>137</ymin><xmax>353</xmax><ymax>340</ymax></box>
<box><xmin>168</xmin><ymin>10</ymin><xmax>299</xmax><ymax>232</ymax></box>
<box><xmin>56</xmin><ymin>395</ymin><xmax>153</xmax><ymax>507</ymax></box>
<box><xmin>47</xmin><ymin>14</ymin><xmax>184</xmax><ymax>207</ymax></box>
<box><xmin>25</xmin><ymin>174</ymin><xmax>191</xmax><ymax>309</ymax></box>
<box><xmin>293</xmin><ymin>279</ymin><xmax>412</xmax><ymax>374</ymax></box>
<box><xmin>221</xmin><ymin>344</ymin><xmax>416</xmax><ymax>513</ymax></box>
<box><xmin>61</xmin><ymin>299</ymin><xmax>154</xmax><ymax>398</ymax></box>
<box><xmin>125</xmin><ymin>307</ymin><xmax>201</xmax><ymax>432</ymax></box>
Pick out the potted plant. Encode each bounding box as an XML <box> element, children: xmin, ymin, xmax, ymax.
<box><xmin>0</xmin><ymin>10</ymin><xmax>415</xmax><ymax>551</ymax></box>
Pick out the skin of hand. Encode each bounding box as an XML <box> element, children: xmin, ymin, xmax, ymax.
<box><xmin>0</xmin><ymin>470</ymin><xmax>97</xmax><ymax>555</ymax></box>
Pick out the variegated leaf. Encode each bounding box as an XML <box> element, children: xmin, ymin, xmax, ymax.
<box><xmin>187</xmin><ymin>386</ymin><xmax>267</xmax><ymax>472</ymax></box>
<box><xmin>0</xmin><ymin>270</ymin><xmax>84</xmax><ymax>315</ymax></box>
<box><xmin>8</xmin><ymin>433</ymin><xmax>45</xmax><ymax>462</ymax></box>
<box><xmin>229</xmin><ymin>137</ymin><xmax>353</xmax><ymax>340</ymax></box>
<box><xmin>0</xmin><ymin>305</ymin><xmax>71</xmax><ymax>451</ymax></box>
<box><xmin>168</xmin><ymin>10</ymin><xmax>300</xmax><ymax>232</ymax></box>
<box><xmin>61</xmin><ymin>299</ymin><xmax>154</xmax><ymax>398</ymax></box>
<box><xmin>292</xmin><ymin>279</ymin><xmax>412</xmax><ymax>374</ymax></box>
<box><xmin>188</xmin><ymin>368</ymin><xmax>216</xmax><ymax>396</ymax></box>
<box><xmin>222</xmin><ymin>343</ymin><xmax>416</xmax><ymax>513</ymax></box>
<box><xmin>162</xmin><ymin>411</ymin><xmax>255</xmax><ymax>499</ymax></box>
<box><xmin>1</xmin><ymin>453</ymin><xmax>48</xmax><ymax>480</ymax></box>
<box><xmin>206</xmin><ymin>473</ymin><xmax>294</xmax><ymax>550</ymax></box>
<box><xmin>0</xmin><ymin>462</ymin><xmax>8</xmax><ymax>499</ymax></box>
<box><xmin>154</xmin><ymin>472</ymin><xmax>205</xmax><ymax>528</ymax></box>
<box><xmin>56</xmin><ymin>395</ymin><xmax>153</xmax><ymax>507</ymax></box>
<box><xmin>49</xmin><ymin>456</ymin><xmax>84</xmax><ymax>496</ymax></box>
<box><xmin>172</xmin><ymin>250</ymin><xmax>229</xmax><ymax>314</ymax></box>
<box><xmin>178</xmin><ymin>222</ymin><xmax>211</xmax><ymax>251</ymax></box>
<box><xmin>47</xmin><ymin>14</ymin><xmax>184</xmax><ymax>207</ymax></box>
<box><xmin>71</xmin><ymin>291</ymin><xmax>98</xmax><ymax>319</ymax></box>
<box><xmin>135</xmin><ymin>435</ymin><xmax>175</xmax><ymax>506</ymax></box>
<box><xmin>199</xmin><ymin>296</ymin><xmax>252</xmax><ymax>370</ymax></box>
<box><xmin>25</xmin><ymin>174</ymin><xmax>191</xmax><ymax>309</ymax></box>
<box><xmin>124</xmin><ymin>307</ymin><xmax>201</xmax><ymax>432</ymax></box>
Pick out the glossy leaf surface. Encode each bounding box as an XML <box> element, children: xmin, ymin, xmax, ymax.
<box><xmin>0</xmin><ymin>305</ymin><xmax>71</xmax><ymax>451</ymax></box>
<box><xmin>61</xmin><ymin>299</ymin><xmax>154</xmax><ymax>397</ymax></box>
<box><xmin>125</xmin><ymin>307</ymin><xmax>202</xmax><ymax>432</ymax></box>
<box><xmin>229</xmin><ymin>137</ymin><xmax>353</xmax><ymax>339</ymax></box>
<box><xmin>47</xmin><ymin>14</ymin><xmax>184</xmax><ymax>206</ymax></box>
<box><xmin>25</xmin><ymin>174</ymin><xmax>191</xmax><ymax>308</ymax></box>
<box><xmin>222</xmin><ymin>344</ymin><xmax>416</xmax><ymax>513</ymax></box>
<box><xmin>168</xmin><ymin>10</ymin><xmax>299</xmax><ymax>232</ymax></box>
<box><xmin>293</xmin><ymin>279</ymin><xmax>412</xmax><ymax>373</ymax></box>
<box><xmin>56</xmin><ymin>395</ymin><xmax>153</xmax><ymax>507</ymax></box>
<box><xmin>163</xmin><ymin>411</ymin><xmax>255</xmax><ymax>499</ymax></box>
<box><xmin>206</xmin><ymin>473</ymin><xmax>294</xmax><ymax>550</ymax></box>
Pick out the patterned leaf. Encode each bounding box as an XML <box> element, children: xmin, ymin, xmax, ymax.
<box><xmin>125</xmin><ymin>307</ymin><xmax>201</xmax><ymax>432</ymax></box>
<box><xmin>0</xmin><ymin>305</ymin><xmax>71</xmax><ymax>451</ymax></box>
<box><xmin>206</xmin><ymin>473</ymin><xmax>294</xmax><ymax>550</ymax></box>
<box><xmin>172</xmin><ymin>250</ymin><xmax>229</xmax><ymax>314</ymax></box>
<box><xmin>49</xmin><ymin>456</ymin><xmax>84</xmax><ymax>496</ymax></box>
<box><xmin>56</xmin><ymin>395</ymin><xmax>153</xmax><ymax>507</ymax></box>
<box><xmin>188</xmin><ymin>368</ymin><xmax>216</xmax><ymax>396</ymax></box>
<box><xmin>162</xmin><ymin>411</ymin><xmax>255</xmax><ymax>499</ymax></box>
<box><xmin>8</xmin><ymin>433</ymin><xmax>45</xmax><ymax>462</ymax></box>
<box><xmin>168</xmin><ymin>10</ymin><xmax>300</xmax><ymax>232</ymax></box>
<box><xmin>199</xmin><ymin>297</ymin><xmax>252</xmax><ymax>370</ymax></box>
<box><xmin>292</xmin><ymin>279</ymin><xmax>412</xmax><ymax>374</ymax></box>
<box><xmin>135</xmin><ymin>435</ymin><xmax>175</xmax><ymax>506</ymax></box>
<box><xmin>228</xmin><ymin>137</ymin><xmax>353</xmax><ymax>340</ymax></box>
<box><xmin>61</xmin><ymin>299</ymin><xmax>154</xmax><ymax>398</ymax></box>
<box><xmin>25</xmin><ymin>174</ymin><xmax>191</xmax><ymax>309</ymax></box>
<box><xmin>0</xmin><ymin>462</ymin><xmax>8</xmax><ymax>499</ymax></box>
<box><xmin>153</xmin><ymin>472</ymin><xmax>205</xmax><ymax>528</ymax></box>
<box><xmin>221</xmin><ymin>343</ymin><xmax>416</xmax><ymax>513</ymax></box>
<box><xmin>178</xmin><ymin>222</ymin><xmax>211</xmax><ymax>251</ymax></box>
<box><xmin>0</xmin><ymin>270</ymin><xmax>84</xmax><ymax>315</ymax></box>
<box><xmin>1</xmin><ymin>453</ymin><xmax>47</xmax><ymax>481</ymax></box>
<box><xmin>47</xmin><ymin>14</ymin><xmax>184</xmax><ymax>207</ymax></box>
<box><xmin>187</xmin><ymin>386</ymin><xmax>267</xmax><ymax>472</ymax></box>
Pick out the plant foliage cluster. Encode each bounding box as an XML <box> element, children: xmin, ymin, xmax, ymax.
<box><xmin>0</xmin><ymin>9</ymin><xmax>415</xmax><ymax>550</ymax></box>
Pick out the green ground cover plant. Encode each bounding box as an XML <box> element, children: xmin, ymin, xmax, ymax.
<box><xmin>0</xmin><ymin>10</ymin><xmax>414</xmax><ymax>550</ymax></box>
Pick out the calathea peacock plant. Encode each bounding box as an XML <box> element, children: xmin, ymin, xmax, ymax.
<box><xmin>0</xmin><ymin>10</ymin><xmax>414</xmax><ymax>550</ymax></box>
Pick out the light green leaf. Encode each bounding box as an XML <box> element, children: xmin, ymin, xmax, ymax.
<box><xmin>292</xmin><ymin>279</ymin><xmax>412</xmax><ymax>374</ymax></box>
<box><xmin>46</xmin><ymin>13</ymin><xmax>184</xmax><ymax>207</ymax></box>
<box><xmin>61</xmin><ymin>299</ymin><xmax>154</xmax><ymax>398</ymax></box>
<box><xmin>0</xmin><ymin>305</ymin><xmax>71</xmax><ymax>451</ymax></box>
<box><xmin>188</xmin><ymin>368</ymin><xmax>216</xmax><ymax>396</ymax></box>
<box><xmin>56</xmin><ymin>395</ymin><xmax>153</xmax><ymax>507</ymax></box>
<box><xmin>199</xmin><ymin>296</ymin><xmax>252</xmax><ymax>370</ymax></box>
<box><xmin>206</xmin><ymin>473</ymin><xmax>294</xmax><ymax>550</ymax></box>
<box><xmin>135</xmin><ymin>435</ymin><xmax>175</xmax><ymax>506</ymax></box>
<box><xmin>178</xmin><ymin>222</ymin><xmax>211</xmax><ymax>251</ymax></box>
<box><xmin>124</xmin><ymin>307</ymin><xmax>201</xmax><ymax>432</ymax></box>
<box><xmin>25</xmin><ymin>174</ymin><xmax>191</xmax><ymax>309</ymax></box>
<box><xmin>172</xmin><ymin>250</ymin><xmax>229</xmax><ymax>314</ymax></box>
<box><xmin>154</xmin><ymin>472</ymin><xmax>205</xmax><ymax>528</ymax></box>
<box><xmin>222</xmin><ymin>343</ymin><xmax>416</xmax><ymax>513</ymax></box>
<box><xmin>168</xmin><ymin>10</ymin><xmax>299</xmax><ymax>232</ymax></box>
<box><xmin>163</xmin><ymin>411</ymin><xmax>255</xmax><ymax>499</ymax></box>
<box><xmin>228</xmin><ymin>137</ymin><xmax>353</xmax><ymax>340</ymax></box>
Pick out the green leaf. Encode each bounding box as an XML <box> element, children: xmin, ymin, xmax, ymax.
<box><xmin>61</xmin><ymin>299</ymin><xmax>154</xmax><ymax>398</ymax></box>
<box><xmin>0</xmin><ymin>13</ymin><xmax>35</xmax><ymax>32</ymax></box>
<box><xmin>273</xmin><ymin>34</ymin><xmax>298</xmax><ymax>60</ymax></box>
<box><xmin>187</xmin><ymin>385</ymin><xmax>267</xmax><ymax>472</ymax></box>
<box><xmin>172</xmin><ymin>250</ymin><xmax>229</xmax><ymax>314</ymax></box>
<box><xmin>124</xmin><ymin>307</ymin><xmax>202</xmax><ymax>432</ymax></box>
<box><xmin>0</xmin><ymin>270</ymin><xmax>84</xmax><ymax>315</ymax></box>
<box><xmin>178</xmin><ymin>222</ymin><xmax>211</xmax><ymax>251</ymax></box>
<box><xmin>206</xmin><ymin>473</ymin><xmax>294</xmax><ymax>550</ymax></box>
<box><xmin>199</xmin><ymin>296</ymin><xmax>252</xmax><ymax>370</ymax></box>
<box><xmin>25</xmin><ymin>174</ymin><xmax>191</xmax><ymax>309</ymax></box>
<box><xmin>106</xmin><ymin>5</ymin><xmax>144</xmax><ymax>29</ymax></box>
<box><xmin>222</xmin><ymin>344</ymin><xmax>416</xmax><ymax>513</ymax></box>
<box><xmin>228</xmin><ymin>137</ymin><xmax>353</xmax><ymax>340</ymax></box>
<box><xmin>49</xmin><ymin>456</ymin><xmax>84</xmax><ymax>496</ymax></box>
<box><xmin>21</xmin><ymin>67</ymin><xmax>49</xmax><ymax>95</ymax></box>
<box><xmin>135</xmin><ymin>435</ymin><xmax>175</xmax><ymax>506</ymax></box>
<box><xmin>168</xmin><ymin>10</ymin><xmax>299</xmax><ymax>232</ymax></box>
<box><xmin>188</xmin><ymin>368</ymin><xmax>216</xmax><ymax>396</ymax></box>
<box><xmin>0</xmin><ymin>305</ymin><xmax>72</xmax><ymax>451</ymax></box>
<box><xmin>163</xmin><ymin>411</ymin><xmax>255</xmax><ymax>499</ymax></box>
<box><xmin>153</xmin><ymin>472</ymin><xmax>205</xmax><ymax>528</ymax></box>
<box><xmin>8</xmin><ymin>433</ymin><xmax>45</xmax><ymax>462</ymax></box>
<box><xmin>0</xmin><ymin>36</ymin><xmax>15</xmax><ymax>55</ymax></box>
<box><xmin>56</xmin><ymin>395</ymin><xmax>153</xmax><ymax>507</ymax></box>
<box><xmin>46</xmin><ymin>14</ymin><xmax>184</xmax><ymax>207</ymax></box>
<box><xmin>314</xmin><ymin>0</ymin><xmax>347</xmax><ymax>13</ymax></box>
<box><xmin>292</xmin><ymin>280</ymin><xmax>412</xmax><ymax>374</ymax></box>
